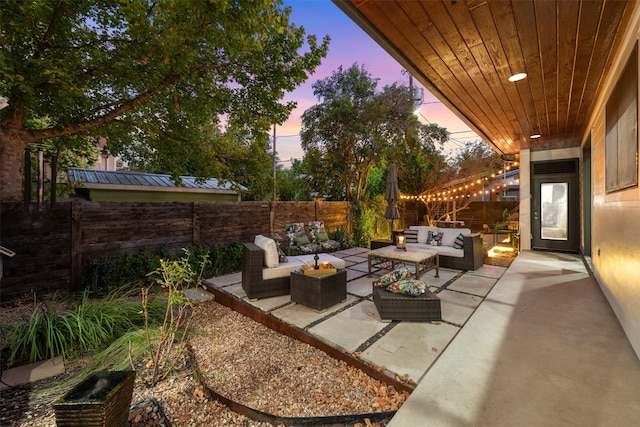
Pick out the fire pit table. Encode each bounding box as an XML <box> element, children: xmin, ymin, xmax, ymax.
<box><xmin>290</xmin><ymin>269</ymin><xmax>347</xmax><ymax>311</ymax></box>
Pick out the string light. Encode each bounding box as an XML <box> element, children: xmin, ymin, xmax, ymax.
<box><xmin>401</xmin><ymin>168</ymin><xmax>519</xmax><ymax>201</ymax></box>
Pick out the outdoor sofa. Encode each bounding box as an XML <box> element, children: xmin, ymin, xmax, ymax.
<box><xmin>242</xmin><ymin>236</ymin><xmax>345</xmax><ymax>300</ymax></box>
<box><xmin>392</xmin><ymin>225</ymin><xmax>484</xmax><ymax>271</ymax></box>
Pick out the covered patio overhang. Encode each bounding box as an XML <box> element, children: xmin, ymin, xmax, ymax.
<box><xmin>333</xmin><ymin>0</ymin><xmax>635</xmax><ymax>156</ymax></box>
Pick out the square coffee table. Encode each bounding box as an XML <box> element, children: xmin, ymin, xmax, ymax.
<box><xmin>368</xmin><ymin>245</ymin><xmax>439</xmax><ymax>278</ymax></box>
<box><xmin>290</xmin><ymin>269</ymin><xmax>347</xmax><ymax>311</ymax></box>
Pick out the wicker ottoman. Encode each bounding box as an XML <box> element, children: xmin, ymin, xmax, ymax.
<box><xmin>373</xmin><ymin>285</ymin><xmax>441</xmax><ymax>322</ymax></box>
<box><xmin>290</xmin><ymin>269</ymin><xmax>347</xmax><ymax>311</ymax></box>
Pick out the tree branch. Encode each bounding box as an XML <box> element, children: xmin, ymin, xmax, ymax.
<box><xmin>31</xmin><ymin>70</ymin><xmax>179</xmax><ymax>142</ymax></box>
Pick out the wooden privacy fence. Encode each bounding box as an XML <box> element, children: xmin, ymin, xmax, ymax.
<box><xmin>0</xmin><ymin>200</ymin><xmax>351</xmax><ymax>299</ymax></box>
<box><xmin>0</xmin><ymin>199</ymin><xmax>515</xmax><ymax>299</ymax></box>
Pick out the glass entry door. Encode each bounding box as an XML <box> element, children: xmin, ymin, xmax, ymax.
<box><xmin>540</xmin><ymin>182</ymin><xmax>568</xmax><ymax>240</ymax></box>
<box><xmin>532</xmin><ymin>160</ymin><xmax>580</xmax><ymax>252</ymax></box>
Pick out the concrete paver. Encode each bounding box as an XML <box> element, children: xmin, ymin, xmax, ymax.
<box><xmin>437</xmin><ymin>289</ymin><xmax>483</xmax><ymax>326</ymax></box>
<box><xmin>308</xmin><ymin>300</ymin><xmax>387</xmax><ymax>353</ymax></box>
<box><xmin>204</xmin><ymin>272</ymin><xmax>241</xmax><ymax>287</ymax></box>
<box><xmin>346</xmin><ymin>276</ymin><xmax>375</xmax><ymax>297</ymax></box>
<box><xmin>446</xmin><ymin>273</ymin><xmax>497</xmax><ymax>297</ymax></box>
<box><xmin>271</xmin><ymin>295</ymin><xmax>357</xmax><ymax>328</ymax></box>
<box><xmin>360</xmin><ymin>321</ymin><xmax>460</xmax><ymax>383</ymax></box>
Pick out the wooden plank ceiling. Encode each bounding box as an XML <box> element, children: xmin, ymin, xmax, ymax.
<box><xmin>334</xmin><ymin>0</ymin><xmax>634</xmax><ymax>155</ymax></box>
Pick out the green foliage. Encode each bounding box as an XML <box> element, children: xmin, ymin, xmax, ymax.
<box><xmin>352</xmin><ymin>201</ymin><xmax>378</xmax><ymax>247</ymax></box>
<box><xmin>330</xmin><ymin>225</ymin><xmax>356</xmax><ymax>249</ymax></box>
<box><xmin>84</xmin><ymin>244</ymin><xmax>240</xmax><ymax>295</ymax></box>
<box><xmin>210</xmin><ymin>244</ymin><xmax>243</xmax><ymax>276</ymax></box>
<box><xmin>5</xmin><ymin>288</ymin><xmax>164</xmax><ymax>366</ymax></box>
<box><xmin>300</xmin><ymin>63</ymin><xmax>384</xmax><ymax>202</ymax></box>
<box><xmin>503</xmin><ymin>208</ymin><xmax>510</xmax><ymax>222</ymax></box>
<box><xmin>300</xmin><ymin>64</ymin><xmax>451</xmax><ymax>204</ymax></box>
<box><xmin>84</xmin><ymin>248</ymin><xmax>167</xmax><ymax>295</ymax></box>
<box><xmin>0</xmin><ymin>0</ymin><xmax>330</xmax><ymax>201</ymax></box>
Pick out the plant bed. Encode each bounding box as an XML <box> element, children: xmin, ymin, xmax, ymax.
<box><xmin>1</xmin><ymin>299</ymin><xmax>409</xmax><ymax>427</ymax></box>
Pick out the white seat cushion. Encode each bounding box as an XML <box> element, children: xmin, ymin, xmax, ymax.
<box><xmin>261</xmin><ymin>254</ymin><xmax>346</xmax><ymax>281</ymax></box>
<box><xmin>262</xmin><ymin>258</ymin><xmax>303</xmax><ymax>280</ymax></box>
<box><xmin>406</xmin><ymin>243</ymin><xmax>464</xmax><ymax>258</ymax></box>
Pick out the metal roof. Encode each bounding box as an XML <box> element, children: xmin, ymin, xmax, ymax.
<box><xmin>67</xmin><ymin>168</ymin><xmax>246</xmax><ymax>192</ymax></box>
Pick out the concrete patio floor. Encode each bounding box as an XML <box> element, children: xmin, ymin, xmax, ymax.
<box><xmin>204</xmin><ymin>248</ymin><xmax>640</xmax><ymax>426</ymax></box>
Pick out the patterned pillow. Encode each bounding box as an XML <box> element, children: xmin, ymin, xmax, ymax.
<box><xmin>453</xmin><ymin>233</ymin><xmax>465</xmax><ymax>249</ymax></box>
<box><xmin>403</xmin><ymin>229</ymin><xmax>418</xmax><ymax>243</ymax></box>
<box><xmin>386</xmin><ymin>279</ymin><xmax>428</xmax><ymax>296</ymax></box>
<box><xmin>373</xmin><ymin>267</ymin><xmax>413</xmax><ymax>288</ymax></box>
<box><xmin>433</xmin><ymin>231</ymin><xmax>444</xmax><ymax>246</ymax></box>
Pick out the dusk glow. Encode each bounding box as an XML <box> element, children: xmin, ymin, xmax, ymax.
<box><xmin>277</xmin><ymin>1</ymin><xmax>480</xmax><ymax>167</ymax></box>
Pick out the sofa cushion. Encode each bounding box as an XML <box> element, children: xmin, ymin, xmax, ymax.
<box><xmin>262</xmin><ymin>258</ymin><xmax>303</xmax><ymax>280</ymax></box>
<box><xmin>440</xmin><ymin>228</ymin><xmax>471</xmax><ymax>246</ymax></box>
<box><xmin>410</xmin><ymin>226</ymin><xmax>439</xmax><ymax>244</ymax></box>
<box><xmin>406</xmin><ymin>243</ymin><xmax>464</xmax><ymax>258</ymax></box>
<box><xmin>254</xmin><ymin>235</ymin><xmax>279</xmax><ymax>268</ymax></box>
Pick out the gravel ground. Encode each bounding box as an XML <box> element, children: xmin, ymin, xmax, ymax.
<box><xmin>1</xmin><ymin>300</ymin><xmax>409</xmax><ymax>427</ymax></box>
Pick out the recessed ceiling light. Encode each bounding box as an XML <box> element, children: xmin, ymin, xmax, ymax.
<box><xmin>508</xmin><ymin>73</ymin><xmax>527</xmax><ymax>82</ymax></box>
<box><xmin>530</xmin><ymin>134</ymin><xmax>541</xmax><ymax>139</ymax></box>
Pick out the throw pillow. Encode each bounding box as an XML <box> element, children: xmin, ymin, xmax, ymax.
<box><xmin>294</xmin><ymin>235</ymin><xmax>310</xmax><ymax>246</ymax></box>
<box><xmin>254</xmin><ymin>235</ymin><xmax>279</xmax><ymax>268</ymax></box>
<box><xmin>404</xmin><ymin>229</ymin><xmax>418</xmax><ymax>243</ymax></box>
<box><xmin>427</xmin><ymin>230</ymin><xmax>434</xmax><ymax>244</ymax></box>
<box><xmin>453</xmin><ymin>233</ymin><xmax>465</xmax><ymax>249</ymax></box>
<box><xmin>316</xmin><ymin>232</ymin><xmax>329</xmax><ymax>242</ymax></box>
<box><xmin>386</xmin><ymin>279</ymin><xmax>429</xmax><ymax>296</ymax></box>
<box><xmin>433</xmin><ymin>231</ymin><xmax>444</xmax><ymax>246</ymax></box>
<box><xmin>373</xmin><ymin>267</ymin><xmax>413</xmax><ymax>288</ymax></box>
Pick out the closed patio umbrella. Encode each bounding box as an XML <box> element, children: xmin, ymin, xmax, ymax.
<box><xmin>384</xmin><ymin>163</ymin><xmax>401</xmax><ymax>235</ymax></box>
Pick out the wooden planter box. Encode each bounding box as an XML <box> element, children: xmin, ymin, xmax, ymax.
<box><xmin>54</xmin><ymin>370</ymin><xmax>135</xmax><ymax>427</ymax></box>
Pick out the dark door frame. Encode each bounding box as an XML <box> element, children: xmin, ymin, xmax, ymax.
<box><xmin>531</xmin><ymin>158</ymin><xmax>581</xmax><ymax>252</ymax></box>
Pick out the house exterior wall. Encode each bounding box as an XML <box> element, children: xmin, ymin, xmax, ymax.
<box><xmin>588</xmin><ymin>2</ymin><xmax>640</xmax><ymax>358</ymax></box>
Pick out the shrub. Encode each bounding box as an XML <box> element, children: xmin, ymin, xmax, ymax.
<box><xmin>142</xmin><ymin>247</ymin><xmax>209</xmax><ymax>386</ymax></box>
<box><xmin>84</xmin><ymin>244</ymin><xmax>242</xmax><ymax>295</ymax></box>
<box><xmin>5</xmin><ymin>288</ymin><xmax>165</xmax><ymax>366</ymax></box>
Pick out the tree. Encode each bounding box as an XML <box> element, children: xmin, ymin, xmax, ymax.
<box><xmin>300</xmin><ymin>64</ymin><xmax>385</xmax><ymax>202</ymax></box>
<box><xmin>0</xmin><ymin>0</ymin><xmax>329</xmax><ymax>201</ymax></box>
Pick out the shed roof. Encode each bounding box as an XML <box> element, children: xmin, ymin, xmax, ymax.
<box><xmin>68</xmin><ymin>168</ymin><xmax>246</xmax><ymax>193</ymax></box>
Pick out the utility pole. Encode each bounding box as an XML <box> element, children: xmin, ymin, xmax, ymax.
<box><xmin>272</xmin><ymin>124</ymin><xmax>277</xmax><ymax>202</ymax></box>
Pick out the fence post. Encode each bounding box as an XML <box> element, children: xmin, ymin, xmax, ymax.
<box><xmin>192</xmin><ymin>202</ymin><xmax>200</xmax><ymax>246</ymax></box>
<box><xmin>70</xmin><ymin>201</ymin><xmax>82</xmax><ymax>292</ymax></box>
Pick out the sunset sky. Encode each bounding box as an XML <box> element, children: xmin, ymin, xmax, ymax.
<box><xmin>276</xmin><ymin>0</ymin><xmax>480</xmax><ymax>167</ymax></box>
